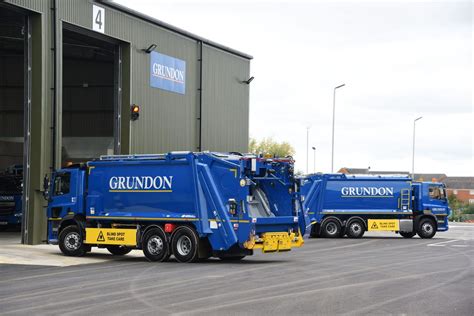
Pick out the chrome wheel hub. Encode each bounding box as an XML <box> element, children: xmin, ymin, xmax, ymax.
<box><xmin>422</xmin><ymin>223</ymin><xmax>433</xmax><ymax>234</ymax></box>
<box><xmin>147</xmin><ymin>236</ymin><xmax>164</xmax><ymax>255</ymax></box>
<box><xmin>176</xmin><ymin>235</ymin><xmax>192</xmax><ymax>256</ymax></box>
<box><xmin>65</xmin><ymin>232</ymin><xmax>80</xmax><ymax>251</ymax></box>
<box><xmin>326</xmin><ymin>222</ymin><xmax>337</xmax><ymax>235</ymax></box>
<box><xmin>350</xmin><ymin>223</ymin><xmax>361</xmax><ymax>234</ymax></box>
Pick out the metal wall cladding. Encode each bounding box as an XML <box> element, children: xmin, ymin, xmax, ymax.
<box><xmin>202</xmin><ymin>45</ymin><xmax>250</xmax><ymax>152</ymax></box>
<box><xmin>5</xmin><ymin>0</ymin><xmax>49</xmax><ymax>13</ymax></box>
<box><xmin>5</xmin><ymin>0</ymin><xmax>250</xmax><ymax>154</ymax></box>
<box><xmin>57</xmin><ymin>0</ymin><xmax>250</xmax><ymax>154</ymax></box>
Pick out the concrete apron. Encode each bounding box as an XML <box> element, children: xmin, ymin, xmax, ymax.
<box><xmin>0</xmin><ymin>232</ymin><xmax>142</xmax><ymax>267</ymax></box>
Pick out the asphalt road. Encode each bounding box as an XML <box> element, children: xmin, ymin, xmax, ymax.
<box><xmin>0</xmin><ymin>224</ymin><xmax>473</xmax><ymax>315</ymax></box>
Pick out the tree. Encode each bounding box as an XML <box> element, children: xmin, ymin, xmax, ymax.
<box><xmin>249</xmin><ymin>137</ymin><xmax>295</xmax><ymax>157</ymax></box>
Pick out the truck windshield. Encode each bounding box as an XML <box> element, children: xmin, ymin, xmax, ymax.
<box><xmin>53</xmin><ymin>173</ymin><xmax>71</xmax><ymax>196</ymax></box>
<box><xmin>0</xmin><ymin>176</ymin><xmax>21</xmax><ymax>194</ymax></box>
<box><xmin>429</xmin><ymin>185</ymin><xmax>445</xmax><ymax>200</ymax></box>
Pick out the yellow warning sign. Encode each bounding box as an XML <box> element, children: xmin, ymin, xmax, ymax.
<box><xmin>368</xmin><ymin>219</ymin><xmax>399</xmax><ymax>231</ymax></box>
<box><xmin>85</xmin><ymin>228</ymin><xmax>137</xmax><ymax>246</ymax></box>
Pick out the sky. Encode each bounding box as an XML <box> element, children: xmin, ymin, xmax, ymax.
<box><xmin>115</xmin><ymin>0</ymin><xmax>473</xmax><ymax>176</ymax></box>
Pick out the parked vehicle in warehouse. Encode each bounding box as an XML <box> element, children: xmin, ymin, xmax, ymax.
<box><xmin>0</xmin><ymin>166</ymin><xmax>23</xmax><ymax>231</ymax></box>
<box><xmin>300</xmin><ymin>174</ymin><xmax>450</xmax><ymax>239</ymax></box>
<box><xmin>45</xmin><ymin>152</ymin><xmax>307</xmax><ymax>262</ymax></box>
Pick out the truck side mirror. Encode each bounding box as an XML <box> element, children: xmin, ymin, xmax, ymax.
<box><xmin>42</xmin><ymin>174</ymin><xmax>50</xmax><ymax>201</ymax></box>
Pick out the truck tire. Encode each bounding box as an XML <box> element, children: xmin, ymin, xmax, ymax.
<box><xmin>171</xmin><ymin>226</ymin><xmax>199</xmax><ymax>263</ymax></box>
<box><xmin>58</xmin><ymin>225</ymin><xmax>87</xmax><ymax>257</ymax></box>
<box><xmin>142</xmin><ymin>227</ymin><xmax>169</xmax><ymax>262</ymax></box>
<box><xmin>321</xmin><ymin>219</ymin><xmax>342</xmax><ymax>238</ymax></box>
<box><xmin>417</xmin><ymin>218</ymin><xmax>436</xmax><ymax>239</ymax></box>
<box><xmin>346</xmin><ymin>219</ymin><xmax>365</xmax><ymax>238</ymax></box>
<box><xmin>399</xmin><ymin>231</ymin><xmax>416</xmax><ymax>238</ymax></box>
<box><xmin>107</xmin><ymin>246</ymin><xmax>132</xmax><ymax>256</ymax></box>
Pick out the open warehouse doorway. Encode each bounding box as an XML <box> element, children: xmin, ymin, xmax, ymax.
<box><xmin>0</xmin><ymin>5</ymin><xmax>28</xmax><ymax>234</ymax></box>
<box><xmin>61</xmin><ymin>25</ymin><xmax>121</xmax><ymax>166</ymax></box>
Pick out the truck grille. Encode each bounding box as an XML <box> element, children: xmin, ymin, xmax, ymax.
<box><xmin>0</xmin><ymin>201</ymin><xmax>15</xmax><ymax>216</ymax></box>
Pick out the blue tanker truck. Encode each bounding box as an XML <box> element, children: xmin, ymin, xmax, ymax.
<box><xmin>300</xmin><ymin>174</ymin><xmax>450</xmax><ymax>239</ymax></box>
<box><xmin>46</xmin><ymin>152</ymin><xmax>308</xmax><ymax>262</ymax></box>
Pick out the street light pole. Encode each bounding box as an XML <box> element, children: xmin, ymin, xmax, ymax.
<box><xmin>412</xmin><ymin>116</ymin><xmax>423</xmax><ymax>178</ymax></box>
<box><xmin>312</xmin><ymin>146</ymin><xmax>316</xmax><ymax>173</ymax></box>
<box><xmin>331</xmin><ymin>83</ymin><xmax>345</xmax><ymax>173</ymax></box>
<box><xmin>306</xmin><ymin>126</ymin><xmax>310</xmax><ymax>174</ymax></box>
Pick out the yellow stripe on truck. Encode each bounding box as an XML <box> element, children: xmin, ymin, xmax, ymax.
<box><xmin>84</xmin><ymin>228</ymin><xmax>137</xmax><ymax>246</ymax></box>
<box><xmin>368</xmin><ymin>219</ymin><xmax>400</xmax><ymax>231</ymax></box>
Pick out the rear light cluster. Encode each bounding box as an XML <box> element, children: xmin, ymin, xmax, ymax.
<box><xmin>164</xmin><ymin>223</ymin><xmax>176</xmax><ymax>233</ymax></box>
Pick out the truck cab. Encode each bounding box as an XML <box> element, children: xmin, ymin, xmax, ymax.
<box><xmin>412</xmin><ymin>182</ymin><xmax>450</xmax><ymax>231</ymax></box>
<box><xmin>46</xmin><ymin>167</ymin><xmax>86</xmax><ymax>243</ymax></box>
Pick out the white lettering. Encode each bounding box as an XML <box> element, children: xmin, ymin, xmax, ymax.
<box><xmin>153</xmin><ymin>176</ymin><xmax>163</xmax><ymax>190</ymax></box>
<box><xmin>341</xmin><ymin>186</ymin><xmax>395</xmax><ymax>197</ymax></box>
<box><xmin>152</xmin><ymin>63</ymin><xmax>185</xmax><ymax>83</ymax></box>
<box><xmin>163</xmin><ymin>176</ymin><xmax>173</xmax><ymax>190</ymax></box>
<box><xmin>118</xmin><ymin>177</ymin><xmax>126</xmax><ymax>190</ymax></box>
<box><xmin>109</xmin><ymin>177</ymin><xmax>118</xmax><ymax>190</ymax></box>
<box><xmin>109</xmin><ymin>176</ymin><xmax>173</xmax><ymax>191</ymax></box>
<box><xmin>135</xmin><ymin>177</ymin><xmax>143</xmax><ymax>190</ymax></box>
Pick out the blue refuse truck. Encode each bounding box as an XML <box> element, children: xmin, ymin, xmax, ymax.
<box><xmin>0</xmin><ymin>174</ymin><xmax>22</xmax><ymax>231</ymax></box>
<box><xmin>300</xmin><ymin>174</ymin><xmax>450</xmax><ymax>239</ymax></box>
<box><xmin>46</xmin><ymin>152</ymin><xmax>307</xmax><ymax>262</ymax></box>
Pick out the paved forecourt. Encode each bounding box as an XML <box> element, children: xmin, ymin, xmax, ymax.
<box><xmin>0</xmin><ymin>223</ymin><xmax>472</xmax><ymax>315</ymax></box>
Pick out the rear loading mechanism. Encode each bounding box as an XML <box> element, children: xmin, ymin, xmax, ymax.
<box><xmin>47</xmin><ymin>152</ymin><xmax>308</xmax><ymax>262</ymax></box>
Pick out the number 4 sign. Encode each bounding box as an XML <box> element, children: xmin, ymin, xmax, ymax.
<box><xmin>92</xmin><ymin>5</ymin><xmax>105</xmax><ymax>33</ymax></box>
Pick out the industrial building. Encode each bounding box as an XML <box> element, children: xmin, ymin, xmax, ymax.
<box><xmin>0</xmin><ymin>0</ymin><xmax>252</xmax><ymax>244</ymax></box>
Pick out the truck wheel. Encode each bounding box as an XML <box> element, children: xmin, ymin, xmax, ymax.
<box><xmin>346</xmin><ymin>219</ymin><xmax>365</xmax><ymax>238</ymax></box>
<box><xmin>107</xmin><ymin>246</ymin><xmax>132</xmax><ymax>256</ymax></box>
<box><xmin>321</xmin><ymin>219</ymin><xmax>341</xmax><ymax>238</ymax></box>
<box><xmin>142</xmin><ymin>227</ymin><xmax>169</xmax><ymax>262</ymax></box>
<box><xmin>171</xmin><ymin>226</ymin><xmax>199</xmax><ymax>263</ymax></box>
<box><xmin>417</xmin><ymin>218</ymin><xmax>436</xmax><ymax>239</ymax></box>
<box><xmin>218</xmin><ymin>256</ymin><xmax>245</xmax><ymax>261</ymax></box>
<box><xmin>310</xmin><ymin>223</ymin><xmax>321</xmax><ymax>238</ymax></box>
<box><xmin>399</xmin><ymin>231</ymin><xmax>416</xmax><ymax>238</ymax></box>
<box><xmin>58</xmin><ymin>225</ymin><xmax>86</xmax><ymax>257</ymax></box>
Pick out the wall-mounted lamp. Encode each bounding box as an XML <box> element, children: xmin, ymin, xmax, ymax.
<box><xmin>242</xmin><ymin>76</ymin><xmax>254</xmax><ymax>84</ymax></box>
<box><xmin>143</xmin><ymin>44</ymin><xmax>157</xmax><ymax>54</ymax></box>
<box><xmin>131</xmin><ymin>104</ymin><xmax>140</xmax><ymax>121</ymax></box>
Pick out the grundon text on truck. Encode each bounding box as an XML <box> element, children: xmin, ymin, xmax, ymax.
<box><xmin>45</xmin><ymin>152</ymin><xmax>308</xmax><ymax>262</ymax></box>
<box><xmin>300</xmin><ymin>174</ymin><xmax>450</xmax><ymax>239</ymax></box>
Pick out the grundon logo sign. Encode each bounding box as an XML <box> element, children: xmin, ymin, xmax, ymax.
<box><xmin>150</xmin><ymin>51</ymin><xmax>186</xmax><ymax>95</ymax></box>
<box><xmin>341</xmin><ymin>187</ymin><xmax>394</xmax><ymax>198</ymax></box>
<box><xmin>109</xmin><ymin>176</ymin><xmax>173</xmax><ymax>193</ymax></box>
